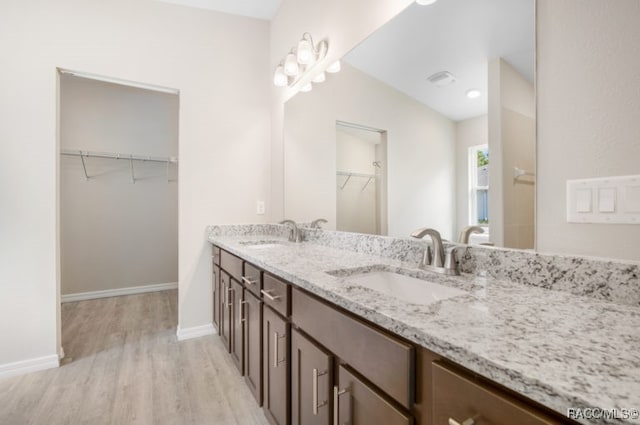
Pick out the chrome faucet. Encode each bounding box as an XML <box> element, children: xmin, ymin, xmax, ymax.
<box><xmin>458</xmin><ymin>225</ymin><xmax>484</xmax><ymax>244</ymax></box>
<box><xmin>310</xmin><ymin>218</ymin><xmax>327</xmax><ymax>229</ymax></box>
<box><xmin>279</xmin><ymin>220</ymin><xmax>303</xmax><ymax>242</ymax></box>
<box><xmin>410</xmin><ymin>228</ymin><xmax>460</xmax><ymax>275</ymax></box>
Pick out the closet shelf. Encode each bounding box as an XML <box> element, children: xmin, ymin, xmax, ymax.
<box><xmin>337</xmin><ymin>170</ymin><xmax>378</xmax><ymax>191</ymax></box>
<box><xmin>60</xmin><ymin>149</ymin><xmax>178</xmax><ymax>164</ymax></box>
<box><xmin>60</xmin><ymin>149</ymin><xmax>178</xmax><ymax>183</ymax></box>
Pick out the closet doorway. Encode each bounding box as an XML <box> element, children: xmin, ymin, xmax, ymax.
<box><xmin>58</xmin><ymin>70</ymin><xmax>179</xmax><ymax>353</ymax></box>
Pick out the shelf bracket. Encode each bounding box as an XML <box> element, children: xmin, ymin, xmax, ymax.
<box><xmin>129</xmin><ymin>156</ymin><xmax>135</xmax><ymax>184</ymax></box>
<box><xmin>361</xmin><ymin>176</ymin><xmax>374</xmax><ymax>191</ymax></box>
<box><xmin>340</xmin><ymin>174</ymin><xmax>352</xmax><ymax>190</ymax></box>
<box><xmin>79</xmin><ymin>150</ymin><xmax>89</xmax><ymax>180</ymax></box>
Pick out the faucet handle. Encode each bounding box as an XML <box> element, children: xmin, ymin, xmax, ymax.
<box><xmin>310</xmin><ymin>218</ymin><xmax>327</xmax><ymax>229</ymax></box>
<box><xmin>444</xmin><ymin>247</ymin><xmax>460</xmax><ymax>275</ymax></box>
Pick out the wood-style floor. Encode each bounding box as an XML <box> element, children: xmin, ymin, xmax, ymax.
<box><xmin>0</xmin><ymin>290</ymin><xmax>269</xmax><ymax>425</ymax></box>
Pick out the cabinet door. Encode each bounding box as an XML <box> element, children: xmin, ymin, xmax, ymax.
<box><xmin>291</xmin><ymin>328</ymin><xmax>332</xmax><ymax>425</ymax></box>
<box><xmin>263</xmin><ymin>306</ymin><xmax>290</xmax><ymax>425</ymax></box>
<box><xmin>243</xmin><ymin>289</ymin><xmax>263</xmax><ymax>405</ymax></box>
<box><xmin>220</xmin><ymin>271</ymin><xmax>232</xmax><ymax>351</ymax></box>
<box><xmin>334</xmin><ymin>365</ymin><xmax>412</xmax><ymax>425</ymax></box>
<box><xmin>213</xmin><ymin>265</ymin><xmax>220</xmax><ymax>332</ymax></box>
<box><xmin>432</xmin><ymin>362</ymin><xmax>561</xmax><ymax>425</ymax></box>
<box><xmin>230</xmin><ymin>278</ymin><xmax>244</xmax><ymax>374</ymax></box>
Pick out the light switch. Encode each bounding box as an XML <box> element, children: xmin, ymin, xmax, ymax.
<box><xmin>575</xmin><ymin>189</ymin><xmax>592</xmax><ymax>213</ymax></box>
<box><xmin>598</xmin><ymin>188</ymin><xmax>616</xmax><ymax>213</ymax></box>
<box><xmin>624</xmin><ymin>186</ymin><xmax>640</xmax><ymax>213</ymax></box>
<box><xmin>567</xmin><ymin>175</ymin><xmax>640</xmax><ymax>224</ymax></box>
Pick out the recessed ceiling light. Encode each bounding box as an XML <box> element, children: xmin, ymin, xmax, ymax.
<box><xmin>416</xmin><ymin>0</ymin><xmax>438</xmax><ymax>5</ymax></box>
<box><xmin>466</xmin><ymin>89</ymin><xmax>481</xmax><ymax>99</ymax></box>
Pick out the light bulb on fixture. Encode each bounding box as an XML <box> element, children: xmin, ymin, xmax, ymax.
<box><xmin>273</xmin><ymin>65</ymin><xmax>287</xmax><ymax>87</ymax></box>
<box><xmin>297</xmin><ymin>37</ymin><xmax>314</xmax><ymax>65</ymax></box>
<box><xmin>300</xmin><ymin>83</ymin><xmax>313</xmax><ymax>93</ymax></box>
<box><xmin>284</xmin><ymin>53</ymin><xmax>299</xmax><ymax>76</ymax></box>
<box><xmin>312</xmin><ymin>72</ymin><xmax>326</xmax><ymax>83</ymax></box>
<box><xmin>326</xmin><ymin>60</ymin><xmax>341</xmax><ymax>73</ymax></box>
<box><xmin>466</xmin><ymin>89</ymin><xmax>481</xmax><ymax>99</ymax></box>
<box><xmin>416</xmin><ymin>0</ymin><xmax>438</xmax><ymax>5</ymax></box>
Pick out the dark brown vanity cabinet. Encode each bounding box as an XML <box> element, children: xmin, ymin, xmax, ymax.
<box><xmin>291</xmin><ymin>328</ymin><xmax>332</xmax><ymax>425</ymax></box>
<box><xmin>263</xmin><ymin>305</ymin><xmax>290</xmax><ymax>425</ymax></box>
<box><xmin>243</xmin><ymin>288</ymin><xmax>263</xmax><ymax>405</ymax></box>
<box><xmin>292</xmin><ymin>288</ymin><xmax>415</xmax><ymax>425</ymax></box>
<box><xmin>210</xmin><ymin>245</ymin><xmax>573</xmax><ymax>425</ymax></box>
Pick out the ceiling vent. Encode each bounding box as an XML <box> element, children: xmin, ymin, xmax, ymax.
<box><xmin>427</xmin><ymin>71</ymin><xmax>456</xmax><ymax>87</ymax></box>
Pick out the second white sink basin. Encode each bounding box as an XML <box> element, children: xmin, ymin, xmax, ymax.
<box><xmin>345</xmin><ymin>271</ymin><xmax>467</xmax><ymax>306</ymax></box>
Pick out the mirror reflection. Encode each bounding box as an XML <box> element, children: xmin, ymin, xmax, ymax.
<box><xmin>284</xmin><ymin>0</ymin><xmax>535</xmax><ymax>249</ymax></box>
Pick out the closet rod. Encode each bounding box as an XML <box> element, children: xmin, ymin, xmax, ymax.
<box><xmin>337</xmin><ymin>171</ymin><xmax>376</xmax><ymax>179</ymax></box>
<box><xmin>60</xmin><ymin>149</ymin><xmax>178</xmax><ymax>164</ymax></box>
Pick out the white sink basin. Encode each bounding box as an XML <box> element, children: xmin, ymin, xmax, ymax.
<box><xmin>345</xmin><ymin>271</ymin><xmax>467</xmax><ymax>306</ymax></box>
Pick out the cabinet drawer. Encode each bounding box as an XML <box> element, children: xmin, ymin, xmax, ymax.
<box><xmin>432</xmin><ymin>362</ymin><xmax>562</xmax><ymax>425</ymax></box>
<box><xmin>292</xmin><ymin>288</ymin><xmax>413</xmax><ymax>409</ymax></box>
<box><xmin>262</xmin><ymin>274</ymin><xmax>290</xmax><ymax>318</ymax></box>
<box><xmin>243</xmin><ymin>262</ymin><xmax>262</xmax><ymax>297</ymax></box>
<box><xmin>336</xmin><ymin>365</ymin><xmax>412</xmax><ymax>425</ymax></box>
<box><xmin>212</xmin><ymin>246</ymin><xmax>221</xmax><ymax>266</ymax></box>
<box><xmin>221</xmin><ymin>250</ymin><xmax>243</xmax><ymax>282</ymax></box>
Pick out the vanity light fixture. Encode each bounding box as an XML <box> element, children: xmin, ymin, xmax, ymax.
<box><xmin>284</xmin><ymin>53</ymin><xmax>300</xmax><ymax>76</ymax></box>
<box><xmin>312</xmin><ymin>72</ymin><xmax>326</xmax><ymax>83</ymax></box>
<box><xmin>466</xmin><ymin>89</ymin><xmax>481</xmax><ymax>99</ymax></box>
<box><xmin>326</xmin><ymin>60</ymin><xmax>341</xmax><ymax>73</ymax></box>
<box><xmin>273</xmin><ymin>32</ymin><xmax>334</xmax><ymax>92</ymax></box>
<box><xmin>416</xmin><ymin>0</ymin><xmax>438</xmax><ymax>5</ymax></box>
<box><xmin>274</xmin><ymin>65</ymin><xmax>287</xmax><ymax>87</ymax></box>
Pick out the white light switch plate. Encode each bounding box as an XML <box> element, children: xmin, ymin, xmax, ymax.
<box><xmin>567</xmin><ymin>175</ymin><xmax>640</xmax><ymax>224</ymax></box>
<box><xmin>256</xmin><ymin>201</ymin><xmax>265</xmax><ymax>215</ymax></box>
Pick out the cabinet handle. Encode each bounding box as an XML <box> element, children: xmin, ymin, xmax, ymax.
<box><xmin>261</xmin><ymin>289</ymin><xmax>282</xmax><ymax>301</ymax></box>
<box><xmin>226</xmin><ymin>287</ymin><xmax>233</xmax><ymax>308</ymax></box>
<box><xmin>312</xmin><ymin>368</ymin><xmax>328</xmax><ymax>415</ymax></box>
<box><xmin>273</xmin><ymin>331</ymin><xmax>286</xmax><ymax>368</ymax></box>
<box><xmin>333</xmin><ymin>386</ymin><xmax>348</xmax><ymax>425</ymax></box>
<box><xmin>448</xmin><ymin>418</ymin><xmax>475</xmax><ymax>425</ymax></box>
<box><xmin>239</xmin><ymin>300</ymin><xmax>248</xmax><ymax>323</ymax></box>
<box><xmin>241</xmin><ymin>276</ymin><xmax>257</xmax><ymax>286</ymax></box>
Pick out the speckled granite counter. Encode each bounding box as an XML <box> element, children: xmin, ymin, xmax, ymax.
<box><xmin>208</xmin><ymin>225</ymin><xmax>640</xmax><ymax>425</ymax></box>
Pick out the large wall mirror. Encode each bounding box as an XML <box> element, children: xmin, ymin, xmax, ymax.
<box><xmin>283</xmin><ymin>0</ymin><xmax>535</xmax><ymax>249</ymax></box>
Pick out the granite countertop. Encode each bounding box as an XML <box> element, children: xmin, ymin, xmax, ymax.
<box><xmin>208</xmin><ymin>233</ymin><xmax>640</xmax><ymax>425</ymax></box>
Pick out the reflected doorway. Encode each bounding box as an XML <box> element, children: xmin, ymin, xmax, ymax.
<box><xmin>336</xmin><ymin>121</ymin><xmax>387</xmax><ymax>235</ymax></box>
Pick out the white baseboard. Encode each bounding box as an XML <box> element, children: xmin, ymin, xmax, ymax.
<box><xmin>61</xmin><ymin>282</ymin><xmax>178</xmax><ymax>303</ymax></box>
<box><xmin>176</xmin><ymin>323</ymin><xmax>216</xmax><ymax>341</ymax></box>
<box><xmin>0</xmin><ymin>354</ymin><xmax>59</xmax><ymax>379</ymax></box>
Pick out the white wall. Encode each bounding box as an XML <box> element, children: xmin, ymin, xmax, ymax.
<box><xmin>60</xmin><ymin>75</ymin><xmax>178</xmax><ymax>295</ymax></box>
<box><xmin>270</xmin><ymin>0</ymin><xmax>414</xmax><ymax>222</ymax></box>
<box><xmin>455</xmin><ymin>115</ymin><xmax>488</xmax><ymax>237</ymax></box>
<box><xmin>0</xmin><ymin>0</ymin><xmax>270</xmax><ymax>368</ymax></box>
<box><xmin>488</xmin><ymin>58</ymin><xmax>535</xmax><ymax>248</ymax></box>
<box><xmin>336</xmin><ymin>127</ymin><xmax>380</xmax><ymax>235</ymax></box>
<box><xmin>537</xmin><ymin>0</ymin><xmax>640</xmax><ymax>260</ymax></box>
<box><xmin>284</xmin><ymin>63</ymin><xmax>456</xmax><ymax>239</ymax></box>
